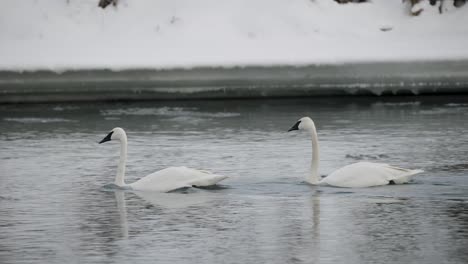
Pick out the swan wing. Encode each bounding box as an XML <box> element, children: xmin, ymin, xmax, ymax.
<box><xmin>323</xmin><ymin>162</ymin><xmax>423</xmax><ymax>188</ymax></box>
<box><xmin>129</xmin><ymin>166</ymin><xmax>228</xmax><ymax>192</ymax></box>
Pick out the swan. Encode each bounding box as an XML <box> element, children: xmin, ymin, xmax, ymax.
<box><xmin>98</xmin><ymin>127</ymin><xmax>228</xmax><ymax>192</ymax></box>
<box><xmin>287</xmin><ymin>117</ymin><xmax>423</xmax><ymax>188</ymax></box>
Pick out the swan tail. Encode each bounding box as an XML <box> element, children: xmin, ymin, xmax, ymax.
<box><xmin>189</xmin><ymin>174</ymin><xmax>229</xmax><ymax>187</ymax></box>
<box><xmin>391</xmin><ymin>167</ymin><xmax>424</xmax><ymax>184</ymax></box>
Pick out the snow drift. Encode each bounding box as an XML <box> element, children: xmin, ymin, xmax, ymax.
<box><xmin>1</xmin><ymin>0</ymin><xmax>468</xmax><ymax>72</ymax></box>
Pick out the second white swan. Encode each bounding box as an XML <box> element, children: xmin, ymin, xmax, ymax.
<box><xmin>288</xmin><ymin>117</ymin><xmax>423</xmax><ymax>188</ymax></box>
<box><xmin>99</xmin><ymin>127</ymin><xmax>228</xmax><ymax>192</ymax></box>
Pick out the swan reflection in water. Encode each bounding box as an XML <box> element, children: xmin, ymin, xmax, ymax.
<box><xmin>111</xmin><ymin>188</ymin><xmax>221</xmax><ymax>238</ymax></box>
<box><xmin>114</xmin><ymin>191</ymin><xmax>129</xmax><ymax>239</ymax></box>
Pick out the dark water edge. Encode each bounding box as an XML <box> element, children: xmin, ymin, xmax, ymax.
<box><xmin>1</xmin><ymin>60</ymin><xmax>468</xmax><ymax>103</ymax></box>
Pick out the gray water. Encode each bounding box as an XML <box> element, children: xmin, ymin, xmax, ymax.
<box><xmin>1</xmin><ymin>96</ymin><xmax>467</xmax><ymax>264</ymax></box>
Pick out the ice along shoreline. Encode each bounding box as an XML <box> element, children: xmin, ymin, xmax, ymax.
<box><xmin>1</xmin><ymin>60</ymin><xmax>468</xmax><ymax>103</ymax></box>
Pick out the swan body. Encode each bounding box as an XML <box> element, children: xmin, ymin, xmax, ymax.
<box><xmin>99</xmin><ymin>127</ymin><xmax>228</xmax><ymax>192</ymax></box>
<box><xmin>288</xmin><ymin>117</ymin><xmax>423</xmax><ymax>188</ymax></box>
<box><xmin>128</xmin><ymin>166</ymin><xmax>228</xmax><ymax>192</ymax></box>
<box><xmin>322</xmin><ymin>162</ymin><xmax>423</xmax><ymax>188</ymax></box>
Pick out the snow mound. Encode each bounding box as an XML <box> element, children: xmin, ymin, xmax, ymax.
<box><xmin>1</xmin><ymin>0</ymin><xmax>467</xmax><ymax>72</ymax></box>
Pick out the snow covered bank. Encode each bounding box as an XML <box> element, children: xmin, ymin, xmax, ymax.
<box><xmin>1</xmin><ymin>0</ymin><xmax>468</xmax><ymax>72</ymax></box>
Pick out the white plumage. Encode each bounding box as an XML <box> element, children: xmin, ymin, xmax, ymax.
<box><xmin>99</xmin><ymin>127</ymin><xmax>228</xmax><ymax>192</ymax></box>
<box><xmin>288</xmin><ymin>117</ymin><xmax>423</xmax><ymax>188</ymax></box>
<box><xmin>129</xmin><ymin>166</ymin><xmax>228</xmax><ymax>192</ymax></box>
<box><xmin>322</xmin><ymin>162</ymin><xmax>423</xmax><ymax>188</ymax></box>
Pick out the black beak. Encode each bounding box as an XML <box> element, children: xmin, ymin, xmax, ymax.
<box><xmin>99</xmin><ymin>131</ymin><xmax>113</xmax><ymax>144</ymax></box>
<box><xmin>288</xmin><ymin>121</ymin><xmax>301</xmax><ymax>132</ymax></box>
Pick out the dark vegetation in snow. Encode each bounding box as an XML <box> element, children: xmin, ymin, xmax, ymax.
<box><xmin>94</xmin><ymin>0</ymin><xmax>466</xmax><ymax>15</ymax></box>
<box><xmin>98</xmin><ymin>0</ymin><xmax>118</xmax><ymax>9</ymax></box>
<box><xmin>333</xmin><ymin>0</ymin><xmax>466</xmax><ymax>16</ymax></box>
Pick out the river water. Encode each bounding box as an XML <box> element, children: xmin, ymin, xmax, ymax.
<box><xmin>1</xmin><ymin>96</ymin><xmax>467</xmax><ymax>264</ymax></box>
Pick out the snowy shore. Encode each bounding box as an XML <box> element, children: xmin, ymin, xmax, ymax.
<box><xmin>1</xmin><ymin>0</ymin><xmax>468</xmax><ymax>102</ymax></box>
<box><xmin>1</xmin><ymin>0</ymin><xmax>468</xmax><ymax>72</ymax></box>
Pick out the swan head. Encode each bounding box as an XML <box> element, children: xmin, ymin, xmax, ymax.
<box><xmin>99</xmin><ymin>127</ymin><xmax>126</xmax><ymax>144</ymax></box>
<box><xmin>288</xmin><ymin>117</ymin><xmax>314</xmax><ymax>132</ymax></box>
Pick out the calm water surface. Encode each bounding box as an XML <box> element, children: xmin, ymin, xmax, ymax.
<box><xmin>1</xmin><ymin>97</ymin><xmax>467</xmax><ymax>264</ymax></box>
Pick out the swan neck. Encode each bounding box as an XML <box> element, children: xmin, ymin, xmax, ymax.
<box><xmin>116</xmin><ymin>135</ymin><xmax>127</xmax><ymax>186</ymax></box>
<box><xmin>308</xmin><ymin>124</ymin><xmax>320</xmax><ymax>185</ymax></box>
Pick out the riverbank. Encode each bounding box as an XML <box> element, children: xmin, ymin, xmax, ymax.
<box><xmin>1</xmin><ymin>60</ymin><xmax>468</xmax><ymax>103</ymax></box>
<box><xmin>2</xmin><ymin>0</ymin><xmax>468</xmax><ymax>72</ymax></box>
<box><xmin>2</xmin><ymin>1</ymin><xmax>468</xmax><ymax>102</ymax></box>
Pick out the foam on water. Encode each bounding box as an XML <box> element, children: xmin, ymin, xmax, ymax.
<box><xmin>100</xmin><ymin>107</ymin><xmax>240</xmax><ymax>118</ymax></box>
<box><xmin>419</xmin><ymin>107</ymin><xmax>468</xmax><ymax>115</ymax></box>
<box><xmin>445</xmin><ymin>103</ymin><xmax>468</xmax><ymax>107</ymax></box>
<box><xmin>52</xmin><ymin>106</ymin><xmax>80</xmax><ymax>111</ymax></box>
<box><xmin>374</xmin><ymin>101</ymin><xmax>421</xmax><ymax>106</ymax></box>
<box><xmin>3</xmin><ymin>117</ymin><xmax>76</xmax><ymax>123</ymax></box>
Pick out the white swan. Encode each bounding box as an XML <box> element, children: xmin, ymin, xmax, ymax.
<box><xmin>99</xmin><ymin>127</ymin><xmax>228</xmax><ymax>192</ymax></box>
<box><xmin>288</xmin><ymin>117</ymin><xmax>423</xmax><ymax>188</ymax></box>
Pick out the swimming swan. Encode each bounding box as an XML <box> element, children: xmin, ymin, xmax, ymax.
<box><xmin>288</xmin><ymin>117</ymin><xmax>423</xmax><ymax>188</ymax></box>
<box><xmin>99</xmin><ymin>127</ymin><xmax>228</xmax><ymax>192</ymax></box>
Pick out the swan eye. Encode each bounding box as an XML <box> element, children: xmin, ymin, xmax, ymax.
<box><xmin>288</xmin><ymin>121</ymin><xmax>301</xmax><ymax>132</ymax></box>
<box><xmin>99</xmin><ymin>131</ymin><xmax>114</xmax><ymax>144</ymax></box>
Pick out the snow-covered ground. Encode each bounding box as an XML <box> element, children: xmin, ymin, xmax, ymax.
<box><xmin>1</xmin><ymin>0</ymin><xmax>468</xmax><ymax>72</ymax></box>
